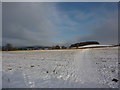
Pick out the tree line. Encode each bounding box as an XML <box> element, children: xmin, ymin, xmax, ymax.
<box><xmin>69</xmin><ymin>41</ymin><xmax>100</xmax><ymax>48</ymax></box>
<box><xmin>2</xmin><ymin>43</ymin><xmax>67</xmax><ymax>51</ymax></box>
<box><xmin>2</xmin><ymin>43</ymin><xmax>17</xmax><ymax>51</ymax></box>
<box><xmin>2</xmin><ymin>41</ymin><xmax>119</xmax><ymax>51</ymax></box>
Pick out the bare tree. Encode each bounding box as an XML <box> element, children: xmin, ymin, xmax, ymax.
<box><xmin>5</xmin><ymin>43</ymin><xmax>14</xmax><ymax>51</ymax></box>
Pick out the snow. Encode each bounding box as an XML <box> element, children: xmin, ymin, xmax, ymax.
<box><xmin>0</xmin><ymin>51</ymin><xmax>2</xmax><ymax>89</ymax></box>
<box><xmin>78</xmin><ymin>44</ymin><xmax>113</xmax><ymax>48</ymax></box>
<box><xmin>2</xmin><ymin>47</ymin><xmax>118</xmax><ymax>88</ymax></box>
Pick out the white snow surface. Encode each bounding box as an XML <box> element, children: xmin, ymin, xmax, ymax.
<box><xmin>2</xmin><ymin>47</ymin><xmax>118</xmax><ymax>88</ymax></box>
<box><xmin>78</xmin><ymin>44</ymin><xmax>113</xmax><ymax>48</ymax></box>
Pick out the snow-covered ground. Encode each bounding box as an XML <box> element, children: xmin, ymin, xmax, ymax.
<box><xmin>78</xmin><ymin>44</ymin><xmax>113</xmax><ymax>48</ymax></box>
<box><xmin>2</xmin><ymin>47</ymin><xmax>118</xmax><ymax>88</ymax></box>
<box><xmin>0</xmin><ymin>51</ymin><xmax>2</xmax><ymax>89</ymax></box>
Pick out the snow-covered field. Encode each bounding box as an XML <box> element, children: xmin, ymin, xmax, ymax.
<box><xmin>2</xmin><ymin>47</ymin><xmax>118</xmax><ymax>88</ymax></box>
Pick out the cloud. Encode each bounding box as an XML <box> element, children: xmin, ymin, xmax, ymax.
<box><xmin>3</xmin><ymin>2</ymin><xmax>59</xmax><ymax>46</ymax></box>
<box><xmin>0</xmin><ymin>3</ymin><xmax>2</xmax><ymax>46</ymax></box>
<box><xmin>55</xmin><ymin>3</ymin><xmax>118</xmax><ymax>46</ymax></box>
<box><xmin>2</xmin><ymin>2</ymin><xmax>118</xmax><ymax>46</ymax></box>
<box><xmin>75</xmin><ymin>9</ymin><xmax>118</xmax><ymax>45</ymax></box>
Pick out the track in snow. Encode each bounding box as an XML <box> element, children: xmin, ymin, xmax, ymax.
<box><xmin>2</xmin><ymin>47</ymin><xmax>118</xmax><ymax>88</ymax></box>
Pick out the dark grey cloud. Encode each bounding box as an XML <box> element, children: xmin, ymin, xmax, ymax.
<box><xmin>3</xmin><ymin>2</ymin><xmax>58</xmax><ymax>46</ymax></box>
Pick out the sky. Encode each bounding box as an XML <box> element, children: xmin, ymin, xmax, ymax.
<box><xmin>2</xmin><ymin>2</ymin><xmax>118</xmax><ymax>47</ymax></box>
<box><xmin>0</xmin><ymin>2</ymin><xmax>1</xmax><ymax>47</ymax></box>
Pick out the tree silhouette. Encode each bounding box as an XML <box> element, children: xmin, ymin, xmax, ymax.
<box><xmin>70</xmin><ymin>41</ymin><xmax>99</xmax><ymax>48</ymax></box>
<box><xmin>5</xmin><ymin>43</ymin><xmax>14</xmax><ymax>51</ymax></box>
